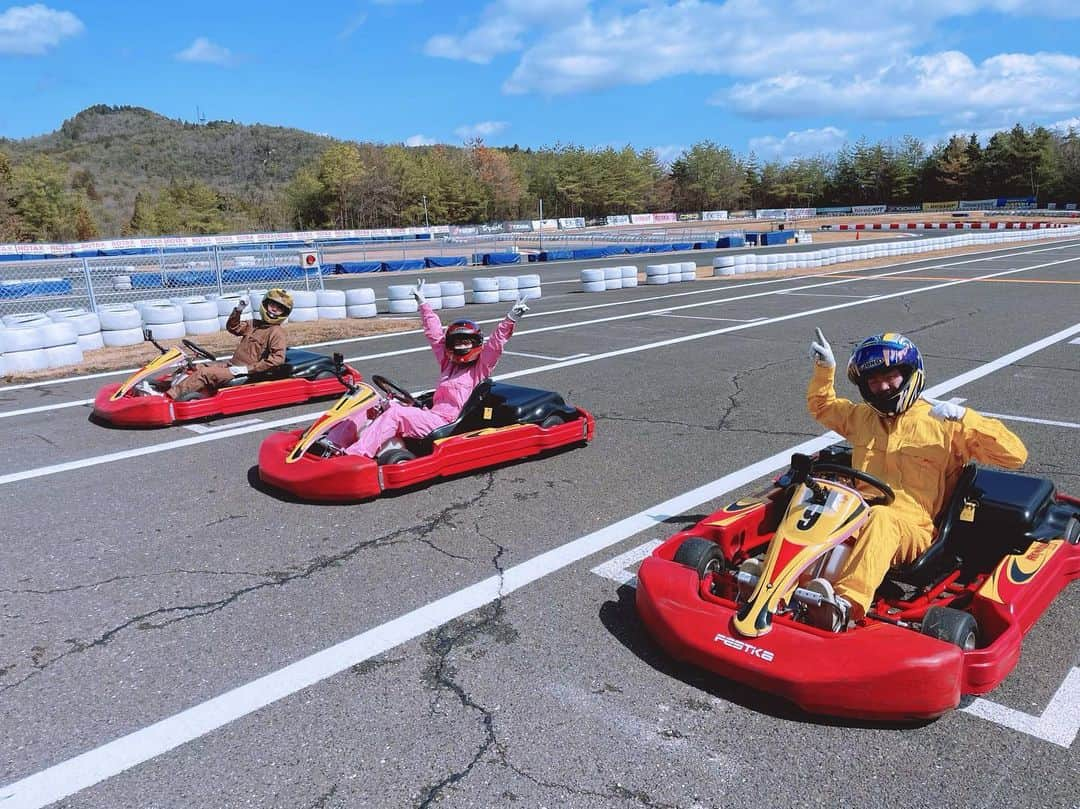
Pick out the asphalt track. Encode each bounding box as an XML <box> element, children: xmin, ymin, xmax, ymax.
<box><xmin>1</xmin><ymin>237</ymin><xmax>1078</xmax><ymax>808</ymax></box>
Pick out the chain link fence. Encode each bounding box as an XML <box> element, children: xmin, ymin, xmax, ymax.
<box><xmin>0</xmin><ymin>245</ymin><xmax>326</xmax><ymax>319</ymax></box>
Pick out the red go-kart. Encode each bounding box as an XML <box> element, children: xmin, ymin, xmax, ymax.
<box><xmin>258</xmin><ymin>373</ymin><xmax>595</xmax><ymax>501</ymax></box>
<box><xmin>635</xmin><ymin>445</ymin><xmax>1080</xmax><ymax>721</ymax></box>
<box><xmin>92</xmin><ymin>333</ymin><xmax>360</xmax><ymax>427</ymax></box>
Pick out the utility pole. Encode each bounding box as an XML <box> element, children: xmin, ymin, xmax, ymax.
<box><xmin>538</xmin><ymin>198</ymin><xmax>544</xmax><ymax>251</ymax></box>
<box><xmin>422</xmin><ymin>194</ymin><xmax>430</xmax><ymax>228</ymax></box>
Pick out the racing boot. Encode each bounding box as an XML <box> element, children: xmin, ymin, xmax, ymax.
<box><xmin>133</xmin><ymin>380</ymin><xmax>157</xmax><ymax>396</ymax></box>
<box><xmin>803</xmin><ymin>577</ymin><xmax>851</xmax><ymax>632</ymax></box>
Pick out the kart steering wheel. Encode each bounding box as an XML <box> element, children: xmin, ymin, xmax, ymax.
<box><xmin>811</xmin><ymin>462</ymin><xmax>895</xmax><ymax>507</ymax></box>
<box><xmin>182</xmin><ymin>339</ymin><xmax>218</xmax><ymax>363</ymax></box>
<box><xmin>371</xmin><ymin>374</ymin><xmax>417</xmax><ymax>407</ymax></box>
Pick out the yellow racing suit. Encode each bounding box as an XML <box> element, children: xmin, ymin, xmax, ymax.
<box><xmin>807</xmin><ymin>365</ymin><xmax>1028</xmax><ymax>614</ymax></box>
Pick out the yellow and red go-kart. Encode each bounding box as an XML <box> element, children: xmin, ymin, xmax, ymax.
<box><xmin>258</xmin><ymin>373</ymin><xmax>595</xmax><ymax>501</ymax></box>
<box><xmin>92</xmin><ymin>332</ymin><xmax>360</xmax><ymax>427</ymax></box>
<box><xmin>636</xmin><ymin>446</ymin><xmax>1080</xmax><ymax>721</ymax></box>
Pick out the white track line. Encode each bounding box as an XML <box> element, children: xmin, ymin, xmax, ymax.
<box><xmin>1</xmin><ymin>265</ymin><xmax>1076</xmax><ymax>485</ymax></box>
<box><xmin>0</xmin><ymin>399</ymin><xmax>94</xmax><ymax>419</ymax></box>
<box><xmin>2</xmin><ymin>322</ymin><xmax>1074</xmax><ymax>808</ymax></box>
<box><xmin>3</xmin><ymin>238</ymin><xmax>1076</xmax><ymax>393</ymax></box>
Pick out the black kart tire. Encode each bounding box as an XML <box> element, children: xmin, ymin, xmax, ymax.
<box><xmin>920</xmin><ymin>606</ymin><xmax>979</xmax><ymax>651</ymax></box>
<box><xmin>672</xmin><ymin>536</ymin><xmax>726</xmax><ymax>579</ymax></box>
<box><xmin>377</xmin><ymin>448</ymin><xmax>416</xmax><ymax>466</ymax></box>
<box><xmin>540</xmin><ymin>414</ymin><xmax>566</xmax><ymax>428</ymax></box>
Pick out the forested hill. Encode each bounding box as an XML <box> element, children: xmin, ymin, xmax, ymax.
<box><xmin>0</xmin><ymin>105</ymin><xmax>336</xmax><ymax>234</ymax></box>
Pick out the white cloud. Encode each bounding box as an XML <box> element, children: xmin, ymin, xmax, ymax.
<box><xmin>176</xmin><ymin>37</ymin><xmax>233</xmax><ymax>66</ymax></box>
<box><xmin>0</xmin><ymin>4</ymin><xmax>83</xmax><ymax>55</ymax></box>
<box><xmin>424</xmin><ymin>0</ymin><xmax>589</xmax><ymax>64</ymax></box>
<box><xmin>651</xmin><ymin>144</ymin><xmax>688</xmax><ymax>166</ymax></box>
<box><xmin>454</xmin><ymin>120</ymin><xmax>509</xmax><ymax>139</ymax></box>
<box><xmin>725</xmin><ymin>51</ymin><xmax>1080</xmax><ymax>127</ymax></box>
<box><xmin>338</xmin><ymin>11</ymin><xmax>367</xmax><ymax>40</ymax></box>
<box><xmin>1051</xmin><ymin>117</ymin><xmax>1080</xmax><ymax>133</ymax></box>
<box><xmin>749</xmin><ymin>126</ymin><xmax>849</xmax><ymax>160</ymax></box>
<box><xmin>405</xmin><ymin>134</ymin><xmax>437</xmax><ymax>146</ymax></box>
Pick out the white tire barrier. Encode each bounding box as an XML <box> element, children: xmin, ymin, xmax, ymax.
<box><xmin>318</xmin><ymin>306</ymin><xmax>348</xmax><ymax>320</ymax></box>
<box><xmin>472</xmin><ymin>277</ymin><xmax>499</xmax><ymax>293</ymax></box>
<box><xmin>45</xmin><ymin>343</ymin><xmax>83</xmax><ymax>369</ymax></box>
<box><xmin>472</xmin><ymin>290</ymin><xmax>500</xmax><ymax>304</ymax></box>
<box><xmin>619</xmin><ymin>266</ymin><xmax>638</xmax><ymax>288</ymax></box>
<box><xmin>442</xmin><ymin>295</ymin><xmax>467</xmax><ymax>309</ymax></box>
<box><xmin>345</xmin><ymin>288</ymin><xmax>376</xmax><ymax>305</ymax></box>
<box><xmin>101</xmin><ymin>326</ymin><xmax>145</xmax><ymax>347</ymax></box>
<box><xmin>440</xmin><ymin>280</ymin><xmax>466</xmax><ymax>297</ymax></box>
<box><xmin>38</xmin><ymin>321</ymin><xmax>78</xmax><ymax>348</ymax></box>
<box><xmin>3</xmin><ymin>348</ymin><xmax>49</xmax><ymax>373</ymax></box>
<box><xmin>680</xmin><ymin>261</ymin><xmax>697</xmax><ymax>281</ymax></box>
<box><xmin>112</xmin><ymin>275</ymin><xmax>132</xmax><ymax>291</ymax></box>
<box><xmin>98</xmin><ymin>304</ymin><xmax>143</xmax><ymax>331</ymax></box>
<box><xmin>170</xmin><ymin>295</ymin><xmax>208</xmax><ymax>306</ymax></box>
<box><xmin>645</xmin><ymin>264</ymin><xmax>669</xmax><ymax>285</ymax></box>
<box><xmin>142</xmin><ymin>303</ymin><xmax>184</xmax><ymax>325</ymax></box>
<box><xmin>603</xmin><ymin>267</ymin><xmax>622</xmax><ymax>290</ymax></box>
<box><xmin>184</xmin><ymin>317</ymin><xmax>219</xmax><ymax>335</ymax></box>
<box><xmin>47</xmin><ymin>307</ymin><xmax>86</xmax><ymax>320</ymax></box>
<box><xmin>150</xmin><ymin>321</ymin><xmax>187</xmax><ymax>340</ymax></box>
<box><xmin>714</xmin><ymin>256</ymin><xmax>736</xmax><ymax>276</ymax></box>
<box><xmin>52</xmin><ymin>311</ymin><xmax>101</xmax><ymax>335</ymax></box>
<box><xmin>387</xmin><ymin>284</ymin><xmax>414</xmax><ymax>301</ymax></box>
<box><xmin>387</xmin><ymin>298</ymin><xmax>419</xmax><ymax>314</ymax></box>
<box><xmin>580</xmin><ymin>268</ymin><xmax>605</xmax><ymax>293</ymax></box>
<box><xmin>496</xmin><ymin>276</ymin><xmax>519</xmax><ymax>301</ymax></box>
<box><xmin>78</xmin><ymin>331</ymin><xmax>105</xmax><ymax>352</ymax></box>
<box><xmin>3</xmin><ymin>313</ymin><xmax>50</xmax><ymax>328</ymax></box>
<box><xmin>347</xmin><ymin>303</ymin><xmax>379</xmax><ymax>319</ymax></box>
<box><xmin>516</xmin><ymin>274</ymin><xmax>541</xmax><ymax>289</ymax></box>
<box><xmin>316</xmin><ymin>289</ymin><xmax>346</xmax><ymax>307</ymax></box>
<box><xmin>214</xmin><ymin>293</ymin><xmax>248</xmax><ymax>316</ymax></box>
<box><xmin>665</xmin><ymin>263</ymin><xmax>682</xmax><ymax>284</ymax></box>
<box><xmin>289</xmin><ymin>290</ymin><xmax>319</xmax><ymax>309</ymax></box>
<box><xmin>287</xmin><ymin>307</ymin><xmax>319</xmax><ymax>322</ymax></box>
<box><xmin>518</xmin><ymin>287</ymin><xmax>542</xmax><ymax>299</ymax></box>
<box><xmin>1</xmin><ymin>325</ymin><xmax>46</xmax><ymax>352</ymax></box>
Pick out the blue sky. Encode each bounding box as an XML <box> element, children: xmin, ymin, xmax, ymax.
<box><xmin>1</xmin><ymin>0</ymin><xmax>1078</xmax><ymax>162</ymax></box>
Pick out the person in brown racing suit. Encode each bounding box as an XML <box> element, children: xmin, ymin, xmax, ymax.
<box><xmin>164</xmin><ymin>288</ymin><xmax>293</xmax><ymax>401</ymax></box>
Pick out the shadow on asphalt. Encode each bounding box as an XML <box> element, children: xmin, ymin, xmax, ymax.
<box><xmin>598</xmin><ymin>583</ymin><xmax>936</xmax><ymax>731</ymax></box>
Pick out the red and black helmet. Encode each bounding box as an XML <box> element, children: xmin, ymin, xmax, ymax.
<box><xmin>445</xmin><ymin>319</ymin><xmax>483</xmax><ymax>364</ymax></box>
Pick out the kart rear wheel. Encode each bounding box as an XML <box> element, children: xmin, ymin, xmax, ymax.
<box><xmin>920</xmin><ymin>606</ymin><xmax>979</xmax><ymax>651</ymax></box>
<box><xmin>1066</xmin><ymin>516</ymin><xmax>1079</xmax><ymax>545</ymax></box>
<box><xmin>540</xmin><ymin>414</ymin><xmax>566</xmax><ymax>428</ymax></box>
<box><xmin>377</xmin><ymin>448</ymin><xmax>416</xmax><ymax>465</ymax></box>
<box><xmin>672</xmin><ymin>537</ymin><xmax>726</xmax><ymax>579</ymax></box>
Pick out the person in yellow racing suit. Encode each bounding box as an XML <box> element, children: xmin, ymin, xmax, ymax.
<box><xmin>805</xmin><ymin>329</ymin><xmax>1027</xmax><ymax>630</ymax></box>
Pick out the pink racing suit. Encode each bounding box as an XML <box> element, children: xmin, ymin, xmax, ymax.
<box><xmin>342</xmin><ymin>303</ymin><xmax>516</xmax><ymax>458</ymax></box>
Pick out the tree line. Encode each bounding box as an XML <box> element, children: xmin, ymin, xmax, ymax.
<box><xmin>1</xmin><ymin>122</ymin><xmax>1078</xmax><ymax>242</ymax></box>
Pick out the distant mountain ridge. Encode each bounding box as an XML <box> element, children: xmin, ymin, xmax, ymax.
<box><xmin>0</xmin><ymin>105</ymin><xmax>338</xmax><ymax>233</ymax></box>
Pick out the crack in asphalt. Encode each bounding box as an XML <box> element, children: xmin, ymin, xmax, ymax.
<box><xmin>415</xmin><ymin>526</ymin><xmax>509</xmax><ymax>809</ymax></box>
<box><xmin>412</xmin><ymin>472</ymin><xmax>497</xmax><ymax>561</ymax></box>
<box><xmin>715</xmin><ymin>358</ymin><xmax>796</xmax><ymax>431</ymax></box>
<box><xmin>305</xmin><ymin>784</ymin><xmax>339</xmax><ymax>809</ymax></box>
<box><xmin>0</xmin><ymin>568</ymin><xmax>267</xmax><ymax>596</ymax></box>
<box><xmin>502</xmin><ymin>760</ymin><xmax>685</xmax><ymax>808</ymax></box>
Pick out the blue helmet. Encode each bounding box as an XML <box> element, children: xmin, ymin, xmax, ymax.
<box><xmin>846</xmin><ymin>332</ymin><xmax>925</xmax><ymax>416</ymax></box>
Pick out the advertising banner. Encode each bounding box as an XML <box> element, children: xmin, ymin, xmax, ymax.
<box><xmin>630</xmin><ymin>213</ymin><xmax>655</xmax><ymax>225</ymax></box>
<box><xmin>886</xmin><ymin>205</ymin><xmax>921</xmax><ymax>213</ymax></box>
<box><xmin>478</xmin><ymin>223</ymin><xmax>507</xmax><ymax>234</ymax></box>
<box><xmin>755</xmin><ymin>209</ymin><xmax>787</xmax><ymax>219</ymax></box>
<box><xmin>817</xmin><ymin>206</ymin><xmax>852</xmax><ymax>215</ymax></box>
<box><xmin>787</xmin><ymin>208</ymin><xmax>816</xmax><ymax>219</ymax></box>
<box><xmin>701</xmin><ymin>210</ymin><xmax>729</xmax><ymax>221</ymax></box>
<box><xmin>959</xmin><ymin>198</ymin><xmax>997</xmax><ymax>210</ymax></box>
<box><xmin>605</xmin><ymin>214</ymin><xmax>631</xmax><ymax>225</ymax></box>
<box><xmin>922</xmin><ymin>200</ymin><xmax>959</xmax><ymax>211</ymax></box>
<box><xmin>508</xmin><ymin>220</ymin><xmax>534</xmax><ymax>232</ymax></box>
<box><xmin>450</xmin><ymin>226</ymin><xmax>478</xmax><ymax>236</ymax></box>
<box><xmin>531</xmin><ymin>218</ymin><xmax>559</xmax><ymax>230</ymax></box>
<box><xmin>852</xmin><ymin>204</ymin><xmax>887</xmax><ymax>215</ymax></box>
<box><xmin>728</xmin><ymin>210</ymin><xmax>752</xmax><ymax>219</ymax></box>
<box><xmin>653</xmin><ymin>212</ymin><xmax>677</xmax><ymax>223</ymax></box>
<box><xmin>998</xmin><ymin>197</ymin><xmax>1037</xmax><ymax>209</ymax></box>
<box><xmin>678</xmin><ymin>212</ymin><xmax>702</xmax><ymax>221</ymax></box>
<box><xmin>558</xmin><ymin>217</ymin><xmax>586</xmax><ymax>229</ymax></box>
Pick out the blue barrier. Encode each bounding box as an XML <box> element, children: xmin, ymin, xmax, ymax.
<box><xmin>569</xmin><ymin>247</ymin><xmax>606</xmax><ymax>260</ymax></box>
<box><xmin>482</xmin><ymin>252</ymin><xmax>522</xmax><ymax>265</ymax></box>
<box><xmin>0</xmin><ymin>282</ymin><xmax>30</xmax><ymax>298</ymax></box>
<box><xmin>760</xmin><ymin>230</ymin><xmax>794</xmax><ymax>245</ymax></box>
<box><xmin>132</xmin><ymin>273</ymin><xmax>164</xmax><ymax>289</ymax></box>
<box><xmin>646</xmin><ymin>244</ymin><xmax>675</xmax><ymax>253</ymax></box>
<box><xmin>744</xmin><ymin>233</ymin><xmax>761</xmax><ymax>246</ymax></box>
<box><xmin>624</xmin><ymin>245</ymin><xmax>652</xmax><ymax>254</ymax></box>
<box><xmin>599</xmin><ymin>245</ymin><xmax>628</xmax><ymax>257</ymax></box>
<box><xmin>28</xmin><ymin>278</ymin><xmax>72</xmax><ymax>295</ymax></box>
<box><xmin>671</xmin><ymin>242</ymin><xmax>694</xmax><ymax>251</ymax></box>
<box><xmin>424</xmin><ymin>256</ymin><xmax>468</xmax><ymax>268</ymax></box>
<box><xmin>382</xmin><ymin>259</ymin><xmax>426</xmax><ymax>272</ymax></box>
<box><xmin>716</xmin><ymin>236</ymin><xmax>746</xmax><ymax>248</ymax></box>
<box><xmin>335</xmin><ymin>261</ymin><xmax>383</xmax><ymax>274</ymax></box>
<box><xmin>537</xmin><ymin>250</ymin><xmax>574</xmax><ymax>261</ymax></box>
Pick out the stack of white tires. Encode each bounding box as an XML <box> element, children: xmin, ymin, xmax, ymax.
<box><xmin>645</xmin><ymin>264</ymin><xmax>670</xmax><ymax>285</ymax></box>
<box><xmin>0</xmin><ymin>312</ymin><xmax>83</xmax><ymax>371</ymax></box>
<box><xmin>472</xmin><ymin>277</ymin><xmax>500</xmax><ymax>305</ymax></box>
<box><xmin>440</xmin><ymin>281</ymin><xmax>467</xmax><ymax>309</ymax></box>
<box><xmin>211</xmin><ymin>293</ymin><xmax>251</xmax><ymax>329</ymax></box>
<box><xmin>346</xmin><ymin>288</ymin><xmax>378</xmax><ymax>318</ymax></box>
<box><xmin>496</xmin><ymin>276</ymin><xmax>519</xmax><ymax>302</ymax></box>
<box><xmin>580</xmin><ymin>268</ymin><xmax>605</xmax><ymax>292</ymax></box>
<box><xmin>619</xmin><ymin>266</ymin><xmax>638</xmax><ymax>287</ymax></box>
<box><xmin>714</xmin><ymin>256</ymin><xmax>736</xmax><ymax>276</ymax></box>
<box><xmin>48</xmin><ymin>307</ymin><xmax>104</xmax><ymax>351</ymax></box>
<box><xmin>516</xmin><ymin>274</ymin><xmax>541</xmax><ymax>300</ymax></box>
<box><xmin>287</xmin><ymin>290</ymin><xmax>319</xmax><ymax>322</ymax></box>
<box><xmin>419</xmin><ymin>281</ymin><xmax>443</xmax><ymax>310</ymax></box>
<box><xmin>386</xmin><ymin>284</ymin><xmax>418</xmax><ymax>314</ymax></box>
<box><xmin>139</xmin><ymin>301</ymin><xmax>186</xmax><ymax>339</ymax></box>
<box><xmin>316</xmin><ymin>289</ymin><xmax>347</xmax><ymax>320</ymax></box>
<box><xmin>679</xmin><ymin>261</ymin><xmax>697</xmax><ymax>281</ymax></box>
<box><xmin>98</xmin><ymin>303</ymin><xmax>144</xmax><ymax>347</ymax></box>
<box><xmin>175</xmin><ymin>296</ymin><xmax>219</xmax><ymax>336</ymax></box>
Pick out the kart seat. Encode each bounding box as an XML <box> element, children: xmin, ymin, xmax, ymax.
<box><xmin>229</xmin><ymin>349</ymin><xmax>337</xmax><ymax>385</ymax></box>
<box><xmin>411</xmin><ymin>379</ymin><xmax>494</xmax><ymax>456</ymax></box>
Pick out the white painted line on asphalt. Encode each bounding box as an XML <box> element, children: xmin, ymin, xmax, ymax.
<box><xmin>3</xmin><ymin>323</ymin><xmax>1074</xmax><ymax>808</ymax></box>
<box><xmin>961</xmin><ymin>667</ymin><xmax>1080</xmax><ymax>748</ymax></box>
<box><xmin>1070</xmin><ymin>337</ymin><xmax>1080</xmax><ymax>345</ymax></box>
<box><xmin>589</xmin><ymin>539</ymin><xmax>663</xmax><ymax>587</ymax></box>
<box><xmin>1</xmin><ymin>270</ymin><xmax>1077</xmax><ymax>486</ymax></box>
<box><xmin>652</xmin><ymin>313</ymin><xmax>766</xmax><ymax>323</ymax></box>
<box><xmin>775</xmin><ymin>291</ymin><xmax>872</xmax><ymax>298</ymax></box>
<box><xmin>0</xmin><ymin>398</ymin><xmax>93</xmax><ymax>420</ymax></box>
<box><xmin>182</xmin><ymin>418</ymin><xmax>263</xmax><ymax>434</ymax></box>
<box><xmin>503</xmin><ymin>350</ymin><xmax>590</xmax><ymax>361</ymax></box>
<box><xmin>4</xmin><ymin>238</ymin><xmax>1076</xmax><ymax>394</ymax></box>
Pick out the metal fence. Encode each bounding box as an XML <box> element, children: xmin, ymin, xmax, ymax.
<box><xmin>0</xmin><ymin>245</ymin><xmax>326</xmax><ymax>318</ymax></box>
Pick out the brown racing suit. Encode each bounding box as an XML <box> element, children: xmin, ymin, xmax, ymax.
<box><xmin>807</xmin><ymin>364</ymin><xmax>1027</xmax><ymax>615</ymax></box>
<box><xmin>167</xmin><ymin>310</ymin><xmax>287</xmax><ymax>400</ymax></box>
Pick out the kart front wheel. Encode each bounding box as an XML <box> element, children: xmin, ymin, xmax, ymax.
<box><xmin>920</xmin><ymin>606</ymin><xmax>979</xmax><ymax>651</ymax></box>
<box><xmin>672</xmin><ymin>537</ymin><xmax>726</xmax><ymax>579</ymax></box>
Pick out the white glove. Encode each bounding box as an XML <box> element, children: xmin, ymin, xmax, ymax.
<box><xmin>229</xmin><ymin>365</ymin><xmax>248</xmax><ymax>377</ymax></box>
<box><xmin>809</xmin><ymin>327</ymin><xmax>835</xmax><ymax>368</ymax></box>
<box><xmin>926</xmin><ymin>398</ymin><xmax>966</xmax><ymax>422</ymax></box>
<box><xmin>508</xmin><ymin>295</ymin><xmax>530</xmax><ymax>322</ymax></box>
<box><xmin>233</xmin><ymin>299</ymin><xmax>247</xmax><ymax>313</ymax></box>
<box><xmin>411</xmin><ymin>278</ymin><xmax>426</xmax><ymax>305</ymax></box>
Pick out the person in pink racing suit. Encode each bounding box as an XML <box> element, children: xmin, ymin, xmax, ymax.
<box><xmin>339</xmin><ymin>279</ymin><xmax>530</xmax><ymax>459</ymax></box>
